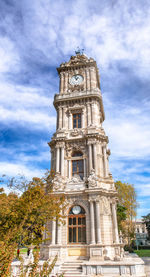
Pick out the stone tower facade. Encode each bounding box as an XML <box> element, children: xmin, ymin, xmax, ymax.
<box><xmin>40</xmin><ymin>52</ymin><xmax>145</xmax><ymax>276</ymax></box>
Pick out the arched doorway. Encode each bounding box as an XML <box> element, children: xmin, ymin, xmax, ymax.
<box><xmin>68</xmin><ymin>205</ymin><xmax>86</xmax><ymax>244</ymax></box>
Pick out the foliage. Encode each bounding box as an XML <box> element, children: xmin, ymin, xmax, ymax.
<box><xmin>115</xmin><ymin>181</ymin><xmax>138</xmax><ymax>220</ymax></box>
<box><xmin>18</xmin><ymin>252</ymin><xmax>58</xmax><ymax>277</ymax></box>
<box><xmin>115</xmin><ymin>181</ymin><xmax>138</xmax><ymax>244</ymax></box>
<box><xmin>142</xmin><ymin>213</ymin><xmax>150</xmax><ymax>240</ymax></box>
<box><xmin>117</xmin><ymin>204</ymin><xmax>127</xmax><ymax>232</ymax></box>
<box><xmin>124</xmin><ymin>245</ymin><xmax>134</xmax><ymax>253</ymax></box>
<box><xmin>0</xmin><ymin>171</ymin><xmax>65</xmax><ymax>277</ymax></box>
<box><xmin>12</xmin><ymin>251</ymin><xmax>64</xmax><ymax>277</ymax></box>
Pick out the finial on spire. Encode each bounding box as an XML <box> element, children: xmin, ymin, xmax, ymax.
<box><xmin>75</xmin><ymin>46</ymin><xmax>84</xmax><ymax>55</ymax></box>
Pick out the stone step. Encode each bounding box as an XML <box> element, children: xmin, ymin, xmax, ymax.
<box><xmin>61</xmin><ymin>274</ymin><xmax>87</xmax><ymax>277</ymax></box>
<box><xmin>62</xmin><ymin>264</ymin><xmax>82</xmax><ymax>266</ymax></box>
<box><xmin>58</xmin><ymin>261</ymin><xmax>84</xmax><ymax>277</ymax></box>
<box><xmin>63</xmin><ymin>262</ymin><xmax>83</xmax><ymax>264</ymax></box>
<box><xmin>58</xmin><ymin>272</ymin><xmax>87</xmax><ymax>277</ymax></box>
<box><xmin>61</xmin><ymin>266</ymin><xmax>81</xmax><ymax>269</ymax></box>
<box><xmin>61</xmin><ymin>267</ymin><xmax>82</xmax><ymax>272</ymax></box>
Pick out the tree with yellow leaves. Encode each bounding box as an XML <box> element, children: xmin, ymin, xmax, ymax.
<box><xmin>0</xmin><ymin>171</ymin><xmax>65</xmax><ymax>277</ymax></box>
<box><xmin>115</xmin><ymin>181</ymin><xmax>138</xmax><ymax>245</ymax></box>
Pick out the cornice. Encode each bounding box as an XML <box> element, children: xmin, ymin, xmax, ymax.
<box><xmin>57</xmin><ymin>54</ymin><xmax>97</xmax><ymax>73</ymax></box>
<box><xmin>54</xmin><ymin>89</ymin><xmax>102</xmax><ymax>103</ymax></box>
<box><xmin>52</xmin><ymin>188</ymin><xmax>118</xmax><ymax>198</ymax></box>
<box><xmin>53</xmin><ymin>89</ymin><xmax>105</xmax><ymax>121</ymax></box>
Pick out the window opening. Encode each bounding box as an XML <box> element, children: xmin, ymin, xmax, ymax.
<box><xmin>68</xmin><ymin>206</ymin><xmax>86</xmax><ymax>244</ymax></box>
<box><xmin>72</xmin><ymin>151</ymin><xmax>84</xmax><ymax>179</ymax></box>
<box><xmin>72</xmin><ymin>160</ymin><xmax>84</xmax><ymax>179</ymax></box>
<box><xmin>73</xmin><ymin>113</ymin><xmax>81</xmax><ymax>128</ymax></box>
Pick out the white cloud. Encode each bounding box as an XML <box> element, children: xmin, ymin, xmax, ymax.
<box><xmin>0</xmin><ymin>162</ymin><xmax>44</xmax><ymax>180</ymax></box>
<box><xmin>138</xmin><ymin>184</ymin><xmax>150</xmax><ymax>197</ymax></box>
<box><xmin>0</xmin><ymin>81</ymin><xmax>56</xmax><ymax>129</ymax></box>
<box><xmin>17</xmin><ymin>151</ymin><xmax>50</xmax><ymax>163</ymax></box>
<box><xmin>0</xmin><ymin>83</ymin><xmax>53</xmax><ymax>108</ymax></box>
<box><xmin>0</xmin><ymin>106</ymin><xmax>56</xmax><ymax>129</ymax></box>
<box><xmin>103</xmin><ymin>95</ymin><xmax>150</xmax><ymax>158</ymax></box>
<box><xmin>0</xmin><ymin>37</ymin><xmax>20</xmax><ymax>73</ymax></box>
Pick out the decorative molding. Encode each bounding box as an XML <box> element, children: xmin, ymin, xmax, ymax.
<box><xmin>59</xmin><ymin>54</ymin><xmax>95</xmax><ymax>68</ymax></box>
<box><xmin>101</xmin><ymin>196</ymin><xmax>111</xmax><ymax>215</ymax></box>
<box><xmin>88</xmin><ymin>169</ymin><xmax>98</xmax><ymax>188</ymax></box>
<box><xmin>70</xmin><ymin>129</ymin><xmax>82</xmax><ymax>137</ymax></box>
<box><xmin>52</xmin><ymin>172</ymin><xmax>66</xmax><ymax>191</ymax></box>
<box><xmin>68</xmin><ymin>174</ymin><xmax>82</xmax><ymax>184</ymax></box>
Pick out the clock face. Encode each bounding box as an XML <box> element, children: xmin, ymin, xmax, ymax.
<box><xmin>72</xmin><ymin>205</ymin><xmax>81</xmax><ymax>215</ymax></box>
<box><xmin>70</xmin><ymin>74</ymin><xmax>83</xmax><ymax>85</ymax></box>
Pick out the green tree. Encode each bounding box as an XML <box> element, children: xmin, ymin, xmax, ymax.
<box><xmin>117</xmin><ymin>204</ymin><xmax>127</xmax><ymax>232</ymax></box>
<box><xmin>0</xmin><ymin>171</ymin><xmax>65</xmax><ymax>277</ymax></box>
<box><xmin>142</xmin><ymin>213</ymin><xmax>150</xmax><ymax>240</ymax></box>
<box><xmin>115</xmin><ymin>181</ymin><xmax>138</xmax><ymax>244</ymax></box>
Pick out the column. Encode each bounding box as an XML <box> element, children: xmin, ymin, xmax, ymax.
<box><xmin>90</xmin><ymin>67</ymin><xmax>96</xmax><ymax>89</ymax></box>
<box><xmin>68</xmin><ymin>160</ymin><xmax>71</xmax><ymax>178</ymax></box>
<box><xmin>94</xmin><ymin>102</ymin><xmax>98</xmax><ymax>126</ymax></box>
<box><xmin>95</xmin><ymin>201</ymin><xmax>101</xmax><ymax>244</ymax></box>
<box><xmin>58</xmin><ymin>107</ymin><xmax>62</xmax><ymax>129</ymax></box>
<box><xmin>81</xmin><ymin>110</ymin><xmax>85</xmax><ymax>128</ymax></box>
<box><xmin>84</xmin><ymin>158</ymin><xmax>86</xmax><ymax>178</ymax></box>
<box><xmin>86</xmin><ymin>69</ymin><xmax>90</xmax><ymax>90</ymax></box>
<box><xmin>64</xmin><ymin>72</ymin><xmax>68</xmax><ymax>93</ymax></box>
<box><xmin>91</xmin><ymin>103</ymin><xmax>96</xmax><ymax>125</ymax></box>
<box><xmin>99</xmin><ymin>145</ymin><xmax>104</xmax><ymax>177</ymax></box>
<box><xmin>93</xmin><ymin>143</ymin><xmax>97</xmax><ymax>174</ymax></box>
<box><xmin>68</xmin><ymin>111</ymin><xmax>72</xmax><ymax>129</ymax></box>
<box><xmin>62</xmin><ymin>108</ymin><xmax>64</xmax><ymax>128</ymax></box>
<box><xmin>60</xmin><ymin>73</ymin><xmax>64</xmax><ymax>94</ymax></box>
<box><xmin>57</xmin><ymin>220</ymin><xmax>62</xmax><ymax>244</ymax></box>
<box><xmin>83</xmin><ymin>69</ymin><xmax>86</xmax><ymax>90</ymax></box>
<box><xmin>56</xmin><ymin>109</ymin><xmax>59</xmax><ymax>129</ymax></box>
<box><xmin>51</xmin><ymin>219</ymin><xmax>56</xmax><ymax>245</ymax></box>
<box><xmin>87</xmin><ymin>104</ymin><xmax>91</xmax><ymax>126</ymax></box>
<box><xmin>90</xmin><ymin>201</ymin><xmax>96</xmax><ymax>244</ymax></box>
<box><xmin>62</xmin><ymin>107</ymin><xmax>66</xmax><ymax>129</ymax></box>
<box><xmin>103</xmin><ymin>146</ymin><xmax>108</xmax><ymax>177</ymax></box>
<box><xmin>88</xmin><ymin>144</ymin><xmax>92</xmax><ymax>172</ymax></box>
<box><xmin>56</xmin><ymin>147</ymin><xmax>60</xmax><ymax>173</ymax></box>
<box><xmin>61</xmin><ymin>147</ymin><xmax>64</xmax><ymax>176</ymax></box>
<box><xmin>112</xmin><ymin>202</ymin><xmax>119</xmax><ymax>244</ymax></box>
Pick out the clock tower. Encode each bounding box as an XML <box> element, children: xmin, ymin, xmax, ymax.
<box><xmin>40</xmin><ymin>52</ymin><xmax>145</xmax><ymax>277</ymax></box>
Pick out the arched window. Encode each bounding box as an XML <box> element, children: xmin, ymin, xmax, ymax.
<box><xmin>72</xmin><ymin>151</ymin><xmax>84</xmax><ymax>179</ymax></box>
<box><xmin>68</xmin><ymin>205</ymin><xmax>86</xmax><ymax>244</ymax></box>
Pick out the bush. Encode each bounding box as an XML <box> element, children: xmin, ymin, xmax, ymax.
<box><xmin>124</xmin><ymin>245</ymin><xmax>134</xmax><ymax>253</ymax></box>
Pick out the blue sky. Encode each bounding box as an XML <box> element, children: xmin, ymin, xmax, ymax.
<box><xmin>0</xmin><ymin>0</ymin><xmax>150</xmax><ymax>218</ymax></box>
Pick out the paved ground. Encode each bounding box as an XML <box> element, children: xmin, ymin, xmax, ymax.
<box><xmin>142</xmin><ymin>258</ymin><xmax>150</xmax><ymax>277</ymax></box>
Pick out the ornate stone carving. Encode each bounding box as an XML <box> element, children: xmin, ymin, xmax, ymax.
<box><xmin>101</xmin><ymin>196</ymin><xmax>111</xmax><ymax>215</ymax></box>
<box><xmin>88</xmin><ymin>169</ymin><xmax>98</xmax><ymax>188</ymax></box>
<box><xmin>66</xmin><ymin>196</ymin><xmax>89</xmax><ymax>211</ymax></box>
<box><xmin>59</xmin><ymin>54</ymin><xmax>94</xmax><ymax>68</ymax></box>
<box><xmin>70</xmin><ymin>129</ymin><xmax>82</xmax><ymax>137</ymax></box>
<box><xmin>65</xmin><ymin>141</ymin><xmax>86</xmax><ymax>157</ymax></box>
<box><xmin>69</xmin><ymin>84</ymin><xmax>84</xmax><ymax>92</ymax></box>
<box><xmin>52</xmin><ymin>172</ymin><xmax>66</xmax><ymax>191</ymax></box>
<box><xmin>68</xmin><ymin>174</ymin><xmax>82</xmax><ymax>183</ymax></box>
